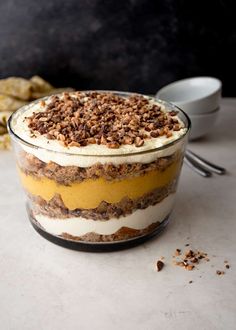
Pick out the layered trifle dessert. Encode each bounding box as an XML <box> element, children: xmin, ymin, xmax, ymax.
<box><xmin>8</xmin><ymin>91</ymin><xmax>190</xmax><ymax>250</ymax></box>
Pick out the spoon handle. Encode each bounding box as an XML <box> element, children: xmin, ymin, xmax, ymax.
<box><xmin>186</xmin><ymin>150</ymin><xmax>226</xmax><ymax>175</ymax></box>
<box><xmin>184</xmin><ymin>156</ymin><xmax>212</xmax><ymax>177</ymax></box>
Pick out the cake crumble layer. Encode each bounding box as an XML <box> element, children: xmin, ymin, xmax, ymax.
<box><xmin>30</xmin><ymin>180</ymin><xmax>176</xmax><ymax>220</ymax></box>
<box><xmin>33</xmin><ymin>194</ymin><xmax>175</xmax><ymax>237</ymax></box>
<box><xmin>19</xmin><ymin>158</ymin><xmax>181</xmax><ymax>210</ymax></box>
<box><xmin>19</xmin><ymin>150</ymin><xmax>178</xmax><ymax>184</ymax></box>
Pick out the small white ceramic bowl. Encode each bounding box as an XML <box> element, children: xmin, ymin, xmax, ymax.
<box><xmin>156</xmin><ymin>77</ymin><xmax>222</xmax><ymax>115</ymax></box>
<box><xmin>189</xmin><ymin>107</ymin><xmax>220</xmax><ymax>140</ymax></box>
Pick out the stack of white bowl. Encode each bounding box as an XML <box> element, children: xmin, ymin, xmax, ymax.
<box><xmin>155</xmin><ymin>77</ymin><xmax>222</xmax><ymax>140</ymax></box>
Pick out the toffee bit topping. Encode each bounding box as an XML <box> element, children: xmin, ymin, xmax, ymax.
<box><xmin>173</xmin><ymin>248</ymin><xmax>210</xmax><ymax>271</ymax></box>
<box><xmin>216</xmin><ymin>270</ymin><xmax>225</xmax><ymax>276</ymax></box>
<box><xmin>185</xmin><ymin>250</ymin><xmax>195</xmax><ymax>258</ymax></box>
<box><xmin>26</xmin><ymin>92</ymin><xmax>183</xmax><ymax>148</ymax></box>
<box><xmin>156</xmin><ymin>246</ymin><xmax>230</xmax><ymax>280</ymax></box>
<box><xmin>186</xmin><ymin>264</ymin><xmax>195</xmax><ymax>271</ymax></box>
<box><xmin>156</xmin><ymin>260</ymin><xmax>164</xmax><ymax>272</ymax></box>
<box><xmin>175</xmin><ymin>248</ymin><xmax>181</xmax><ymax>256</ymax></box>
<box><xmin>191</xmin><ymin>257</ymin><xmax>199</xmax><ymax>264</ymax></box>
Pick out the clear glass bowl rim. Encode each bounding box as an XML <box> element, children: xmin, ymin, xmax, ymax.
<box><xmin>7</xmin><ymin>90</ymin><xmax>191</xmax><ymax>158</ymax></box>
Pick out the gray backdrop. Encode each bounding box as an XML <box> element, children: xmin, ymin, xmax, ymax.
<box><xmin>0</xmin><ymin>0</ymin><xmax>235</xmax><ymax>95</ymax></box>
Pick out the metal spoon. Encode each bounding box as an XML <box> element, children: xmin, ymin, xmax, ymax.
<box><xmin>184</xmin><ymin>150</ymin><xmax>226</xmax><ymax>177</ymax></box>
<box><xmin>184</xmin><ymin>155</ymin><xmax>212</xmax><ymax>177</ymax></box>
<box><xmin>186</xmin><ymin>150</ymin><xmax>226</xmax><ymax>175</ymax></box>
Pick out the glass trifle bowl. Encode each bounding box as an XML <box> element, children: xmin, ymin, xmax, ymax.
<box><xmin>8</xmin><ymin>91</ymin><xmax>190</xmax><ymax>251</ymax></box>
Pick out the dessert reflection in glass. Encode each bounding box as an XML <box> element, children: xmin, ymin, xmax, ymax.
<box><xmin>8</xmin><ymin>91</ymin><xmax>190</xmax><ymax>251</ymax></box>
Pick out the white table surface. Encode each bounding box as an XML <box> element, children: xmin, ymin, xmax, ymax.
<box><xmin>0</xmin><ymin>98</ymin><xmax>236</xmax><ymax>330</ymax></box>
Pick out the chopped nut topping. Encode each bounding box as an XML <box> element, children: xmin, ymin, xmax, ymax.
<box><xmin>157</xmin><ymin>260</ymin><xmax>164</xmax><ymax>272</ymax></box>
<box><xmin>26</xmin><ymin>92</ymin><xmax>183</xmax><ymax>148</ymax></box>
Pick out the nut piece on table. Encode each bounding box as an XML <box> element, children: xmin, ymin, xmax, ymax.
<box><xmin>216</xmin><ymin>270</ymin><xmax>225</xmax><ymax>276</ymax></box>
<box><xmin>156</xmin><ymin>260</ymin><xmax>164</xmax><ymax>272</ymax></box>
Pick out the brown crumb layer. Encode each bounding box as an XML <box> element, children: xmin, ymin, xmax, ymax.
<box><xmin>60</xmin><ymin>222</ymin><xmax>161</xmax><ymax>242</ymax></box>
<box><xmin>19</xmin><ymin>150</ymin><xmax>179</xmax><ymax>185</ymax></box>
<box><xmin>26</xmin><ymin>92</ymin><xmax>183</xmax><ymax>148</ymax></box>
<box><xmin>30</xmin><ymin>180</ymin><xmax>177</xmax><ymax>220</ymax></box>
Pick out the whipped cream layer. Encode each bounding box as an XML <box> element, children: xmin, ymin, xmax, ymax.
<box><xmin>34</xmin><ymin>193</ymin><xmax>175</xmax><ymax>237</ymax></box>
<box><xmin>11</xmin><ymin>94</ymin><xmax>187</xmax><ymax>167</ymax></box>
